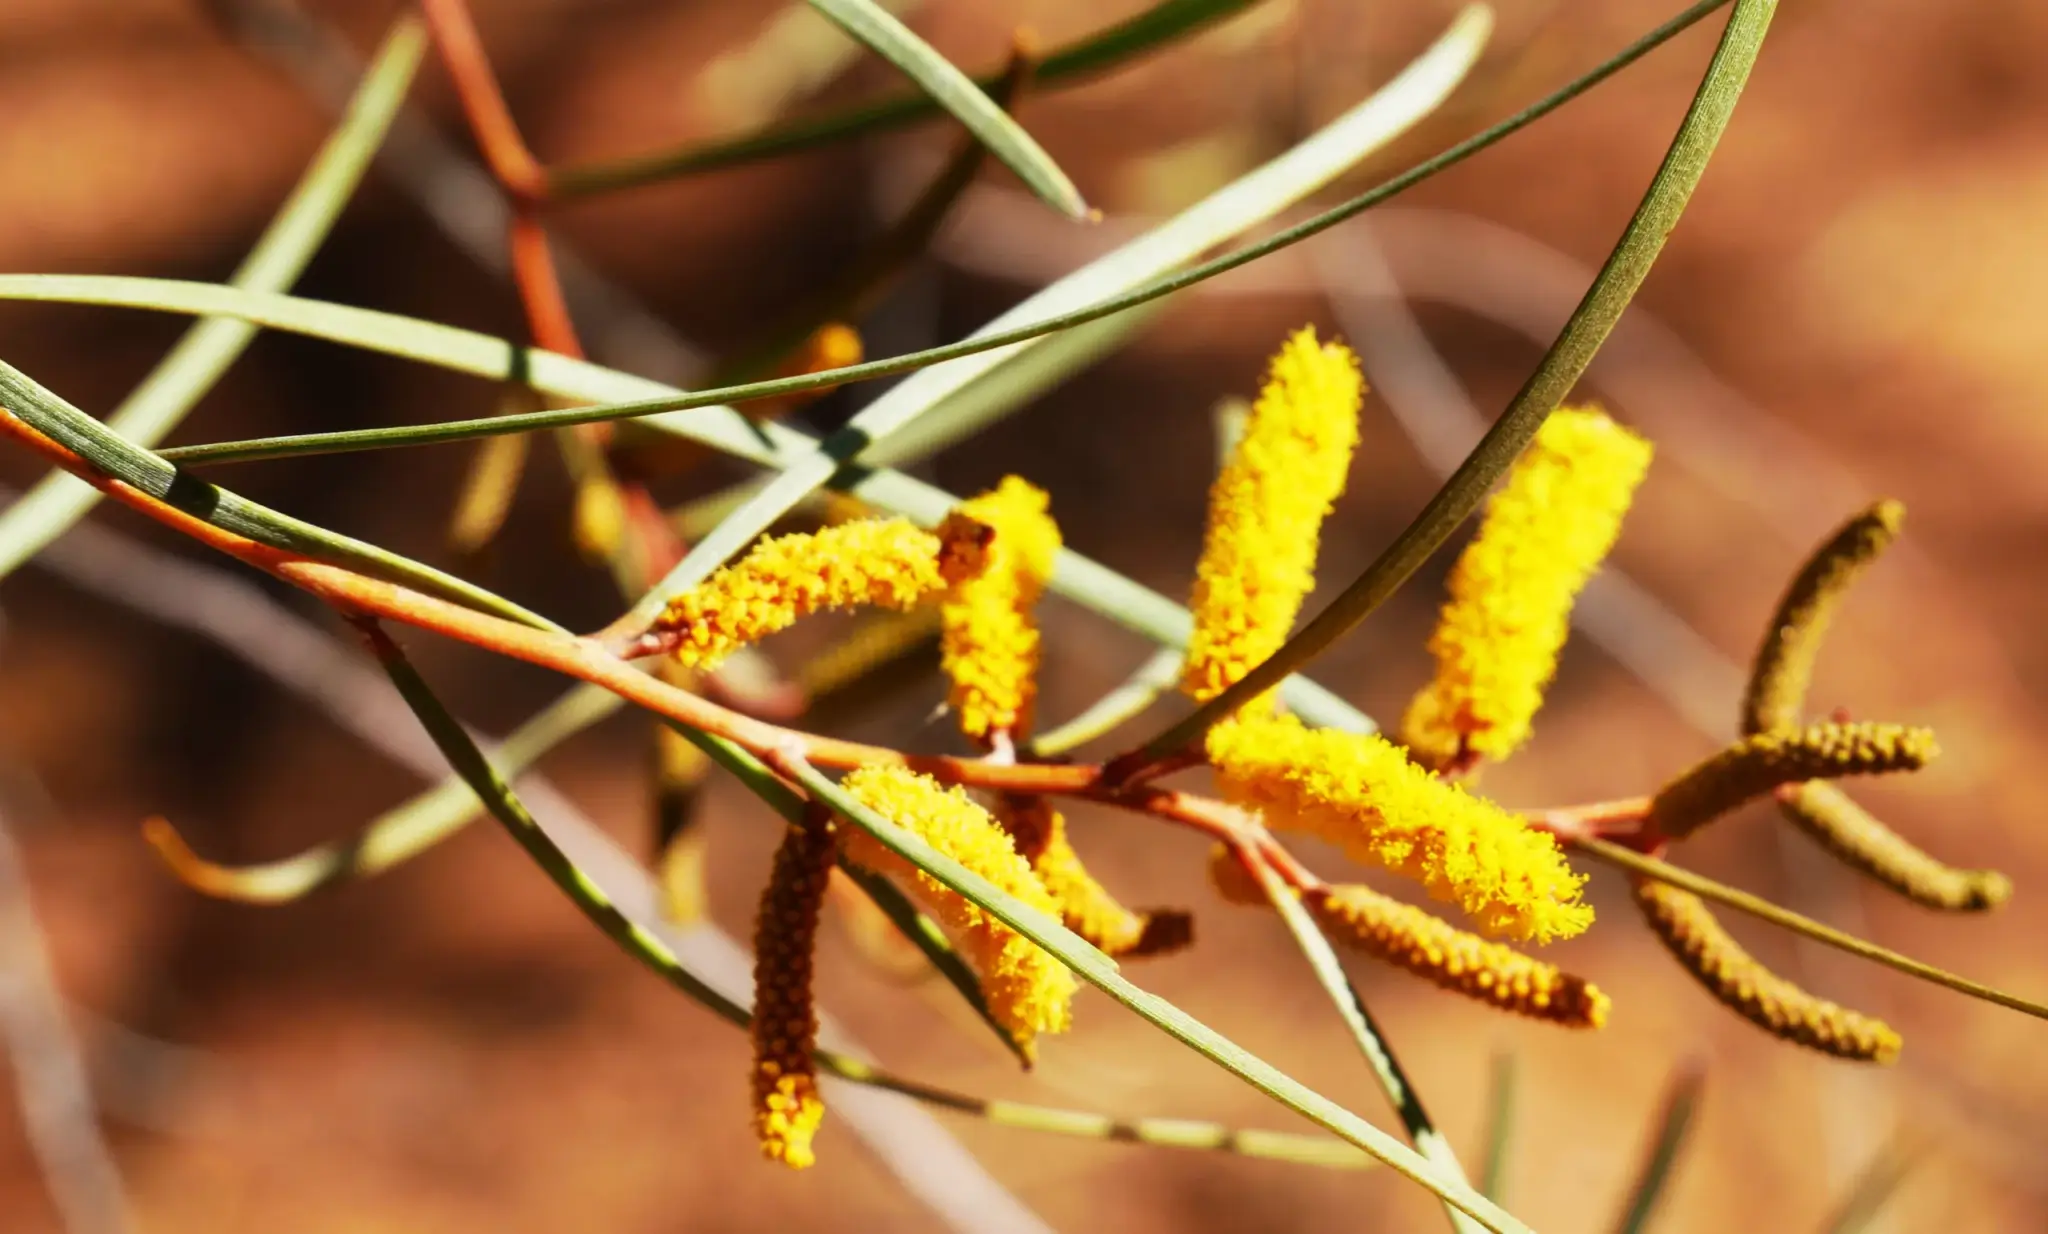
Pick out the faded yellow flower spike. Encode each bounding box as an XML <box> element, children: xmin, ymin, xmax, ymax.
<box><xmin>1208</xmin><ymin>713</ymin><xmax>1592</xmax><ymax>943</ymax></box>
<box><xmin>750</xmin><ymin>819</ymin><xmax>837</xmax><ymax>1168</ymax></box>
<box><xmin>1403</xmin><ymin>407</ymin><xmax>1652</xmax><ymax>768</ymax></box>
<box><xmin>1182</xmin><ymin>327</ymin><xmax>1363</xmax><ymax>705</ymax></box>
<box><xmin>658</xmin><ymin>515</ymin><xmax>988</xmax><ymax>669</ymax></box>
<box><xmin>942</xmin><ymin>477</ymin><xmax>1063</xmax><ymax>744</ymax></box>
<box><xmin>837</xmin><ymin>766</ymin><xmax>1077</xmax><ymax>1054</ymax></box>
<box><xmin>1309</xmin><ymin>885</ymin><xmax>1608</xmax><ymax>1028</ymax></box>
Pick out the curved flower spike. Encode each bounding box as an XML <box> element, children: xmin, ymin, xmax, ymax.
<box><xmin>942</xmin><ymin>477</ymin><xmax>1062</xmax><ymax>744</ymax></box>
<box><xmin>1207</xmin><ymin>714</ymin><xmax>1592</xmax><ymax>943</ymax></box>
<box><xmin>1650</xmin><ymin>721</ymin><xmax>1938</xmax><ymax>840</ymax></box>
<box><xmin>1743</xmin><ymin>500</ymin><xmax>1904</xmax><ymax>737</ymax></box>
<box><xmin>751</xmin><ymin>817</ymin><xmax>837</xmax><ymax>1168</ymax></box>
<box><xmin>1632</xmin><ymin>876</ymin><xmax>1901</xmax><ymax>1063</ymax></box>
<box><xmin>1181</xmin><ymin>326</ymin><xmax>1363</xmax><ymax>707</ymax></box>
<box><xmin>1403</xmin><ymin>407</ymin><xmax>1652</xmax><ymax>768</ymax></box>
<box><xmin>658</xmin><ymin>514</ymin><xmax>990</xmax><ymax>669</ymax></box>
<box><xmin>1308</xmin><ymin>885</ymin><xmax>1609</xmax><ymax>1029</ymax></box>
<box><xmin>1779</xmin><ymin>781</ymin><xmax>2011</xmax><ymax>912</ymax></box>
<box><xmin>838</xmin><ymin>766</ymin><xmax>1076</xmax><ymax>1055</ymax></box>
<box><xmin>1005</xmin><ymin>798</ymin><xmax>1191</xmax><ymax>959</ymax></box>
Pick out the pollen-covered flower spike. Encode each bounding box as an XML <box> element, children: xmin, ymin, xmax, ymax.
<box><xmin>1308</xmin><ymin>885</ymin><xmax>1609</xmax><ymax>1028</ymax></box>
<box><xmin>1004</xmin><ymin>797</ymin><xmax>1192</xmax><ymax>959</ymax></box>
<box><xmin>750</xmin><ymin>816</ymin><xmax>837</xmax><ymax>1168</ymax></box>
<box><xmin>1207</xmin><ymin>713</ymin><xmax>1593</xmax><ymax>943</ymax></box>
<box><xmin>837</xmin><ymin>766</ymin><xmax>1077</xmax><ymax>1055</ymax></box>
<box><xmin>1632</xmin><ymin>876</ymin><xmax>1901</xmax><ymax>1063</ymax></box>
<box><xmin>1780</xmin><ymin>781</ymin><xmax>2011</xmax><ymax>912</ymax></box>
<box><xmin>941</xmin><ymin>477</ymin><xmax>1062</xmax><ymax>745</ymax></box>
<box><xmin>657</xmin><ymin>514</ymin><xmax>990</xmax><ymax>669</ymax></box>
<box><xmin>1181</xmin><ymin>326</ymin><xmax>1363</xmax><ymax>708</ymax></box>
<box><xmin>1649</xmin><ymin>721</ymin><xmax>1938</xmax><ymax>840</ymax></box>
<box><xmin>1743</xmin><ymin>500</ymin><xmax>1904</xmax><ymax>737</ymax></box>
<box><xmin>1402</xmin><ymin>407</ymin><xmax>1652</xmax><ymax>769</ymax></box>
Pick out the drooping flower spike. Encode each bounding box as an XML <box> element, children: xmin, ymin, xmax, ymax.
<box><xmin>1207</xmin><ymin>713</ymin><xmax>1592</xmax><ymax>944</ymax></box>
<box><xmin>941</xmin><ymin>477</ymin><xmax>1062</xmax><ymax>746</ymax></box>
<box><xmin>1182</xmin><ymin>327</ymin><xmax>1363</xmax><ymax>709</ymax></box>
<box><xmin>1003</xmin><ymin>797</ymin><xmax>1192</xmax><ymax>959</ymax></box>
<box><xmin>750</xmin><ymin>816</ymin><xmax>838</xmax><ymax>1168</ymax></box>
<box><xmin>837</xmin><ymin>766</ymin><xmax>1077</xmax><ymax>1056</ymax></box>
<box><xmin>658</xmin><ymin>514</ymin><xmax>989</xmax><ymax>670</ymax></box>
<box><xmin>1778</xmin><ymin>781</ymin><xmax>2010</xmax><ymax>912</ymax></box>
<box><xmin>1631</xmin><ymin>876</ymin><xmax>1901</xmax><ymax>1063</ymax></box>
<box><xmin>1649</xmin><ymin>720</ymin><xmax>1937</xmax><ymax>840</ymax></box>
<box><xmin>1403</xmin><ymin>407</ymin><xmax>1652</xmax><ymax>769</ymax></box>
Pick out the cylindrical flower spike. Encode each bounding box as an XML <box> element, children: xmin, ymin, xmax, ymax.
<box><xmin>1631</xmin><ymin>877</ymin><xmax>1901</xmax><ymax>1063</ymax></box>
<box><xmin>1779</xmin><ymin>781</ymin><xmax>2011</xmax><ymax>912</ymax></box>
<box><xmin>1402</xmin><ymin>407</ymin><xmax>1652</xmax><ymax>768</ymax></box>
<box><xmin>1004</xmin><ymin>798</ymin><xmax>1192</xmax><ymax>959</ymax></box>
<box><xmin>1743</xmin><ymin>500</ymin><xmax>1904</xmax><ymax>737</ymax></box>
<box><xmin>657</xmin><ymin>515</ymin><xmax>990</xmax><ymax>669</ymax></box>
<box><xmin>1650</xmin><ymin>721</ymin><xmax>1939</xmax><ymax>840</ymax></box>
<box><xmin>941</xmin><ymin>477</ymin><xmax>1062</xmax><ymax>745</ymax></box>
<box><xmin>837</xmin><ymin>766</ymin><xmax>1077</xmax><ymax>1054</ymax></box>
<box><xmin>1181</xmin><ymin>327</ymin><xmax>1363</xmax><ymax>706</ymax></box>
<box><xmin>750</xmin><ymin>817</ymin><xmax>837</xmax><ymax>1168</ymax></box>
<box><xmin>1308</xmin><ymin>885</ymin><xmax>1609</xmax><ymax>1028</ymax></box>
<box><xmin>1206</xmin><ymin>714</ymin><xmax>1593</xmax><ymax>943</ymax></box>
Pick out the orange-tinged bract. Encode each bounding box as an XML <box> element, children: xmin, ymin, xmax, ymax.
<box><xmin>658</xmin><ymin>515</ymin><xmax>988</xmax><ymax>669</ymax></box>
<box><xmin>1309</xmin><ymin>885</ymin><xmax>1608</xmax><ymax>1028</ymax></box>
<box><xmin>1632</xmin><ymin>877</ymin><xmax>1901</xmax><ymax>1063</ymax></box>
<box><xmin>1402</xmin><ymin>407</ymin><xmax>1652</xmax><ymax>767</ymax></box>
<box><xmin>1181</xmin><ymin>327</ymin><xmax>1363</xmax><ymax>706</ymax></box>
<box><xmin>750</xmin><ymin>820</ymin><xmax>836</xmax><ymax>1168</ymax></box>
<box><xmin>1206</xmin><ymin>713</ymin><xmax>1592</xmax><ymax>943</ymax></box>
<box><xmin>837</xmin><ymin>767</ymin><xmax>1076</xmax><ymax>1053</ymax></box>
<box><xmin>941</xmin><ymin>477</ymin><xmax>1063</xmax><ymax>743</ymax></box>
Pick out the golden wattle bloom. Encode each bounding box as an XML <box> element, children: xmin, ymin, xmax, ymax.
<box><xmin>750</xmin><ymin>820</ymin><xmax>836</xmax><ymax>1168</ymax></box>
<box><xmin>1004</xmin><ymin>797</ymin><xmax>1192</xmax><ymax>959</ymax></box>
<box><xmin>658</xmin><ymin>515</ymin><xmax>989</xmax><ymax>670</ymax></box>
<box><xmin>1402</xmin><ymin>407</ymin><xmax>1652</xmax><ymax>767</ymax></box>
<box><xmin>837</xmin><ymin>766</ymin><xmax>1077</xmax><ymax>1054</ymax></box>
<box><xmin>1206</xmin><ymin>713</ymin><xmax>1592</xmax><ymax>943</ymax></box>
<box><xmin>1181</xmin><ymin>327</ymin><xmax>1363</xmax><ymax>705</ymax></box>
<box><xmin>941</xmin><ymin>477</ymin><xmax>1063</xmax><ymax>743</ymax></box>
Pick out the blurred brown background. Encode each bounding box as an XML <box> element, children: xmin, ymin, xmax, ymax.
<box><xmin>0</xmin><ymin>1</ymin><xmax>2044</xmax><ymax>1230</ymax></box>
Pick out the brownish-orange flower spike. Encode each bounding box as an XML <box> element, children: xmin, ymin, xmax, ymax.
<box><xmin>1308</xmin><ymin>885</ymin><xmax>1608</xmax><ymax>1028</ymax></box>
<box><xmin>750</xmin><ymin>817</ymin><xmax>837</xmax><ymax>1168</ymax></box>
<box><xmin>1778</xmin><ymin>781</ymin><xmax>2011</xmax><ymax>912</ymax></box>
<box><xmin>1632</xmin><ymin>876</ymin><xmax>1901</xmax><ymax>1063</ymax></box>
<box><xmin>1649</xmin><ymin>721</ymin><xmax>1938</xmax><ymax>840</ymax></box>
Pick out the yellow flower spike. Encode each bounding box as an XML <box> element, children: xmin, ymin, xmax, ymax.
<box><xmin>941</xmin><ymin>477</ymin><xmax>1063</xmax><ymax>744</ymax></box>
<box><xmin>750</xmin><ymin>818</ymin><xmax>837</xmax><ymax>1168</ymax></box>
<box><xmin>837</xmin><ymin>767</ymin><xmax>1077</xmax><ymax>1052</ymax></box>
<box><xmin>1743</xmin><ymin>500</ymin><xmax>1905</xmax><ymax>737</ymax></box>
<box><xmin>1402</xmin><ymin>407</ymin><xmax>1653</xmax><ymax>768</ymax></box>
<box><xmin>1206</xmin><ymin>714</ymin><xmax>1592</xmax><ymax>943</ymax></box>
<box><xmin>1308</xmin><ymin>885</ymin><xmax>1609</xmax><ymax>1029</ymax></box>
<box><xmin>1779</xmin><ymin>781</ymin><xmax>2011</xmax><ymax>912</ymax></box>
<box><xmin>1181</xmin><ymin>327</ymin><xmax>1364</xmax><ymax>706</ymax></box>
<box><xmin>658</xmin><ymin>514</ymin><xmax>990</xmax><ymax>670</ymax></box>
<box><xmin>1650</xmin><ymin>721</ymin><xmax>1938</xmax><ymax>840</ymax></box>
<box><xmin>1631</xmin><ymin>876</ymin><xmax>1901</xmax><ymax>1063</ymax></box>
<box><xmin>1005</xmin><ymin>798</ymin><xmax>1192</xmax><ymax>959</ymax></box>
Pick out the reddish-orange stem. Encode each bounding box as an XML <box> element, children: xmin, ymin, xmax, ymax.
<box><xmin>419</xmin><ymin>0</ymin><xmax>547</xmax><ymax>203</ymax></box>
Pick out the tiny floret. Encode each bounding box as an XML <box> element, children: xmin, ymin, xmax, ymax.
<box><xmin>942</xmin><ymin>478</ymin><xmax>1063</xmax><ymax>743</ymax></box>
<box><xmin>837</xmin><ymin>766</ymin><xmax>1077</xmax><ymax>1053</ymax></box>
<box><xmin>1206</xmin><ymin>714</ymin><xmax>1592</xmax><ymax>943</ymax></box>
<box><xmin>1182</xmin><ymin>327</ymin><xmax>1363</xmax><ymax>706</ymax></box>
<box><xmin>1402</xmin><ymin>407</ymin><xmax>1652</xmax><ymax>767</ymax></box>
<box><xmin>658</xmin><ymin>515</ymin><xmax>988</xmax><ymax>669</ymax></box>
